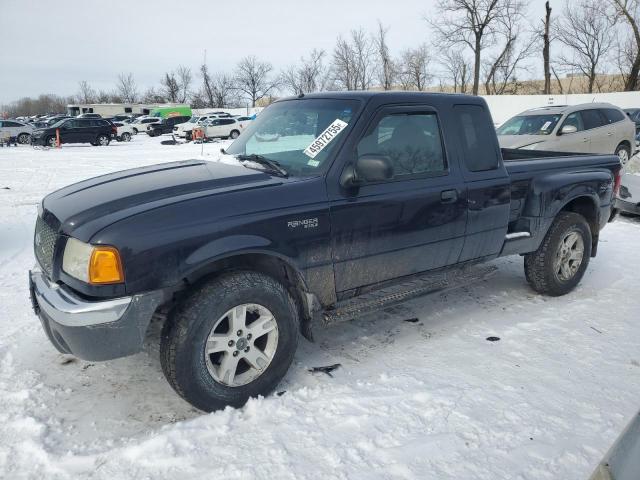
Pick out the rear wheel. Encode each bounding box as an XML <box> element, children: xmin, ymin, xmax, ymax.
<box><xmin>615</xmin><ymin>143</ymin><xmax>631</xmax><ymax>165</ymax></box>
<box><xmin>17</xmin><ymin>133</ymin><xmax>30</xmax><ymax>144</ymax></box>
<box><xmin>132</xmin><ymin>127</ymin><xmax>138</xmax><ymax>134</ymax></box>
<box><xmin>96</xmin><ymin>134</ymin><xmax>110</xmax><ymax>146</ymax></box>
<box><xmin>121</xmin><ymin>132</ymin><xmax>131</xmax><ymax>142</ymax></box>
<box><xmin>160</xmin><ymin>271</ymin><xmax>299</xmax><ymax>411</ymax></box>
<box><xmin>524</xmin><ymin>212</ymin><xmax>592</xmax><ymax>296</ymax></box>
<box><xmin>229</xmin><ymin>129</ymin><xmax>240</xmax><ymax>139</ymax></box>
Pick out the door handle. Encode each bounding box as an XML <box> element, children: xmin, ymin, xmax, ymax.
<box><xmin>583</xmin><ymin>137</ymin><xmax>589</xmax><ymax>142</ymax></box>
<box><xmin>440</xmin><ymin>189</ymin><xmax>458</xmax><ymax>204</ymax></box>
<box><xmin>607</xmin><ymin>132</ymin><xmax>613</xmax><ymax>136</ymax></box>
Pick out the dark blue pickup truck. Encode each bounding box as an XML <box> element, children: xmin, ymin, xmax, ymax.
<box><xmin>29</xmin><ymin>92</ymin><xmax>622</xmax><ymax>411</ymax></box>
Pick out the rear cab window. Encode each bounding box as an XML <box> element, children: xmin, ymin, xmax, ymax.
<box><xmin>453</xmin><ymin>104</ymin><xmax>500</xmax><ymax>172</ymax></box>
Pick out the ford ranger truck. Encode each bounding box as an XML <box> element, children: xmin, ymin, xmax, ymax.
<box><xmin>29</xmin><ymin>92</ymin><xmax>622</xmax><ymax>411</ymax></box>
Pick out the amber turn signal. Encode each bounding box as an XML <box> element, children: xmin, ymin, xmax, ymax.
<box><xmin>89</xmin><ymin>247</ymin><xmax>124</xmax><ymax>284</ymax></box>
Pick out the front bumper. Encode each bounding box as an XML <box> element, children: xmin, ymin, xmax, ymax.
<box><xmin>29</xmin><ymin>270</ymin><xmax>165</xmax><ymax>361</ymax></box>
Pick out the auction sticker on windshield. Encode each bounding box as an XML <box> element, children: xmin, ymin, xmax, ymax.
<box><xmin>304</xmin><ymin>119</ymin><xmax>348</xmax><ymax>159</ymax></box>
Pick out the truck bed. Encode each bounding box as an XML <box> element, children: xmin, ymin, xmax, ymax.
<box><xmin>500</xmin><ymin>148</ymin><xmax>621</xmax><ymax>256</ymax></box>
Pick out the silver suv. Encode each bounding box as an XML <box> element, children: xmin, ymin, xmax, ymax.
<box><xmin>497</xmin><ymin>103</ymin><xmax>636</xmax><ymax>163</ymax></box>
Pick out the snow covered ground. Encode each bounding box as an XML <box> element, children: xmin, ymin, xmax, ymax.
<box><xmin>0</xmin><ymin>136</ymin><xmax>639</xmax><ymax>480</ymax></box>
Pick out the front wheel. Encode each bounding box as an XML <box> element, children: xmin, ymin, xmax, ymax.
<box><xmin>121</xmin><ymin>132</ymin><xmax>131</xmax><ymax>142</ymax></box>
<box><xmin>524</xmin><ymin>212</ymin><xmax>592</xmax><ymax>296</ymax></box>
<box><xmin>46</xmin><ymin>136</ymin><xmax>57</xmax><ymax>148</ymax></box>
<box><xmin>229</xmin><ymin>129</ymin><xmax>240</xmax><ymax>139</ymax></box>
<box><xmin>160</xmin><ymin>271</ymin><xmax>299</xmax><ymax>411</ymax></box>
<box><xmin>132</xmin><ymin>127</ymin><xmax>138</xmax><ymax>135</ymax></box>
<box><xmin>615</xmin><ymin>143</ymin><xmax>631</xmax><ymax>165</ymax></box>
<box><xmin>17</xmin><ymin>133</ymin><xmax>31</xmax><ymax>144</ymax></box>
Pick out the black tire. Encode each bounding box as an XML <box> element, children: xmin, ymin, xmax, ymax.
<box><xmin>17</xmin><ymin>133</ymin><xmax>30</xmax><ymax>144</ymax></box>
<box><xmin>132</xmin><ymin>127</ymin><xmax>139</xmax><ymax>135</ymax></box>
<box><xmin>229</xmin><ymin>129</ymin><xmax>240</xmax><ymax>139</ymax></box>
<box><xmin>185</xmin><ymin>131</ymin><xmax>192</xmax><ymax>141</ymax></box>
<box><xmin>524</xmin><ymin>212</ymin><xmax>592</xmax><ymax>296</ymax></box>
<box><xmin>121</xmin><ymin>132</ymin><xmax>131</xmax><ymax>142</ymax></box>
<box><xmin>160</xmin><ymin>271</ymin><xmax>299</xmax><ymax>411</ymax></box>
<box><xmin>615</xmin><ymin>142</ymin><xmax>631</xmax><ymax>165</ymax></box>
<box><xmin>147</xmin><ymin>130</ymin><xmax>155</xmax><ymax>137</ymax></box>
<box><xmin>46</xmin><ymin>136</ymin><xmax>57</xmax><ymax>148</ymax></box>
<box><xmin>96</xmin><ymin>134</ymin><xmax>110</xmax><ymax>146</ymax></box>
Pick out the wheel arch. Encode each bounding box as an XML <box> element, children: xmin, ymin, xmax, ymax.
<box><xmin>183</xmin><ymin>250</ymin><xmax>316</xmax><ymax>341</ymax></box>
<box><xmin>557</xmin><ymin>195</ymin><xmax>599</xmax><ymax>257</ymax></box>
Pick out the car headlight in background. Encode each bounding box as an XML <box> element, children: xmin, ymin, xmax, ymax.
<box><xmin>62</xmin><ymin>237</ymin><xmax>124</xmax><ymax>284</ymax></box>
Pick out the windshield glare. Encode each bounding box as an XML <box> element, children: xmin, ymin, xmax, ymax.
<box><xmin>497</xmin><ymin>114</ymin><xmax>562</xmax><ymax>136</ymax></box>
<box><xmin>225</xmin><ymin>98</ymin><xmax>359</xmax><ymax>177</ymax></box>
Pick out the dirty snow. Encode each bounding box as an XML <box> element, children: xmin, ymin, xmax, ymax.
<box><xmin>0</xmin><ymin>136</ymin><xmax>639</xmax><ymax>479</ymax></box>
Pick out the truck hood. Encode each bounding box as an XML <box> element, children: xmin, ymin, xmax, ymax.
<box><xmin>42</xmin><ymin>159</ymin><xmax>277</xmax><ymax>240</ymax></box>
<box><xmin>498</xmin><ymin>134</ymin><xmax>548</xmax><ymax>149</ymax></box>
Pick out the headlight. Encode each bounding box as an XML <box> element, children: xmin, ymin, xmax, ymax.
<box><xmin>62</xmin><ymin>238</ymin><xmax>124</xmax><ymax>284</ymax></box>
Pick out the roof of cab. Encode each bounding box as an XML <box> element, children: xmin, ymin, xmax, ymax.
<box><xmin>276</xmin><ymin>90</ymin><xmax>484</xmax><ymax>104</ymax></box>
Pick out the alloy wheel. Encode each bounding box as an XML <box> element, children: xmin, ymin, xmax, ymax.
<box><xmin>204</xmin><ymin>303</ymin><xmax>279</xmax><ymax>387</ymax></box>
<box><xmin>554</xmin><ymin>231</ymin><xmax>584</xmax><ymax>282</ymax></box>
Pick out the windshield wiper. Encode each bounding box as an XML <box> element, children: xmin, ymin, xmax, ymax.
<box><xmin>236</xmin><ymin>154</ymin><xmax>289</xmax><ymax>178</ymax></box>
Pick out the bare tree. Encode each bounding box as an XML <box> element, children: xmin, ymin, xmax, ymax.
<box><xmin>608</xmin><ymin>0</ymin><xmax>640</xmax><ymax>90</ymax></box>
<box><xmin>484</xmin><ymin>2</ymin><xmax>535</xmax><ymax>94</ymax></box>
<box><xmin>234</xmin><ymin>56</ymin><xmax>278</xmax><ymax>107</ymax></box>
<box><xmin>542</xmin><ymin>1</ymin><xmax>552</xmax><ymax>94</ymax></box>
<box><xmin>116</xmin><ymin>73</ymin><xmax>138</xmax><ymax>103</ymax></box>
<box><xmin>429</xmin><ymin>0</ymin><xmax>524</xmax><ymax>95</ymax></box>
<box><xmin>398</xmin><ymin>44</ymin><xmax>432</xmax><ymax>91</ymax></box>
<box><xmin>200</xmin><ymin>64</ymin><xmax>216</xmax><ymax>107</ymax></box>
<box><xmin>281</xmin><ymin>49</ymin><xmax>327</xmax><ymax>95</ymax></box>
<box><xmin>77</xmin><ymin>80</ymin><xmax>96</xmax><ymax>104</ymax></box>
<box><xmin>439</xmin><ymin>49</ymin><xmax>472</xmax><ymax>93</ymax></box>
<box><xmin>160</xmin><ymin>72</ymin><xmax>180</xmax><ymax>102</ymax></box>
<box><xmin>176</xmin><ymin>65</ymin><xmax>192</xmax><ymax>103</ymax></box>
<box><xmin>555</xmin><ymin>0</ymin><xmax>615</xmax><ymax>93</ymax></box>
<box><xmin>211</xmin><ymin>73</ymin><xmax>237</xmax><ymax>107</ymax></box>
<box><xmin>331</xmin><ymin>29</ymin><xmax>375</xmax><ymax>90</ymax></box>
<box><xmin>374</xmin><ymin>21</ymin><xmax>396</xmax><ymax>90</ymax></box>
<box><xmin>141</xmin><ymin>86</ymin><xmax>165</xmax><ymax>103</ymax></box>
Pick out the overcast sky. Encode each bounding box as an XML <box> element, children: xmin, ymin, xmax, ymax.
<box><xmin>0</xmin><ymin>0</ymin><xmax>557</xmax><ymax>105</ymax></box>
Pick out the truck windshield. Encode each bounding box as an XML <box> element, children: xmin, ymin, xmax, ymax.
<box><xmin>225</xmin><ymin>98</ymin><xmax>360</xmax><ymax>177</ymax></box>
<box><xmin>497</xmin><ymin>114</ymin><xmax>561</xmax><ymax>136</ymax></box>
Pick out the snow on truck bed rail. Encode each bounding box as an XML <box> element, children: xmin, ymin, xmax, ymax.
<box><xmin>1</xmin><ymin>136</ymin><xmax>639</xmax><ymax>480</ymax></box>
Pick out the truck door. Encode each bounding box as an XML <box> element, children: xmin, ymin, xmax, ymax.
<box><xmin>328</xmin><ymin>105</ymin><xmax>467</xmax><ymax>293</ymax></box>
<box><xmin>452</xmin><ymin>104</ymin><xmax>511</xmax><ymax>262</ymax></box>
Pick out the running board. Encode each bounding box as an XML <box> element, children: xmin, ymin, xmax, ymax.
<box><xmin>322</xmin><ymin>264</ymin><xmax>498</xmax><ymax>326</ymax></box>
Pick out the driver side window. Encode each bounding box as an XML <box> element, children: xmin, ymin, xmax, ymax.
<box><xmin>356</xmin><ymin>112</ymin><xmax>446</xmax><ymax>179</ymax></box>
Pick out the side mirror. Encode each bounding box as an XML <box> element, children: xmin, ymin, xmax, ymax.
<box><xmin>560</xmin><ymin>125</ymin><xmax>577</xmax><ymax>135</ymax></box>
<box><xmin>340</xmin><ymin>155</ymin><xmax>394</xmax><ymax>188</ymax></box>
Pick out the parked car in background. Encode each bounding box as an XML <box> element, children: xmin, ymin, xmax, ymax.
<box><xmin>147</xmin><ymin>116</ymin><xmax>191</xmax><ymax>137</ymax></box>
<box><xmin>613</xmin><ymin>153</ymin><xmax>640</xmax><ymax>217</ymax></box>
<box><xmin>203</xmin><ymin>117</ymin><xmax>243</xmax><ymax>139</ymax></box>
<box><xmin>77</xmin><ymin>113</ymin><xmax>102</xmax><ymax>119</ymax></box>
<box><xmin>110</xmin><ymin>114</ymin><xmax>135</xmax><ymax>123</ymax></box>
<box><xmin>113</xmin><ymin>122</ymin><xmax>134</xmax><ymax>142</ymax></box>
<box><xmin>31</xmin><ymin>118</ymin><xmax>116</xmax><ymax>147</ymax></box>
<box><xmin>45</xmin><ymin>116</ymin><xmax>71</xmax><ymax>126</ymax></box>
<box><xmin>130</xmin><ymin>116</ymin><xmax>161</xmax><ymax>134</ymax></box>
<box><xmin>498</xmin><ymin>103</ymin><xmax>636</xmax><ymax>164</ymax></box>
<box><xmin>236</xmin><ymin>116</ymin><xmax>255</xmax><ymax>122</ymax></box>
<box><xmin>174</xmin><ymin>115</ymin><xmax>212</xmax><ymax>139</ymax></box>
<box><xmin>0</xmin><ymin>119</ymin><xmax>34</xmax><ymax>144</ymax></box>
<box><xmin>624</xmin><ymin>108</ymin><xmax>640</xmax><ymax>133</ymax></box>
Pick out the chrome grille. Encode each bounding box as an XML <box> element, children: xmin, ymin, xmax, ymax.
<box><xmin>34</xmin><ymin>216</ymin><xmax>57</xmax><ymax>277</ymax></box>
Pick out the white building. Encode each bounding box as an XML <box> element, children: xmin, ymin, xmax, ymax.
<box><xmin>66</xmin><ymin>103</ymin><xmax>189</xmax><ymax>117</ymax></box>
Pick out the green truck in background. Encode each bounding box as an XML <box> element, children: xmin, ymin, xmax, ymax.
<box><xmin>150</xmin><ymin>105</ymin><xmax>192</xmax><ymax>118</ymax></box>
